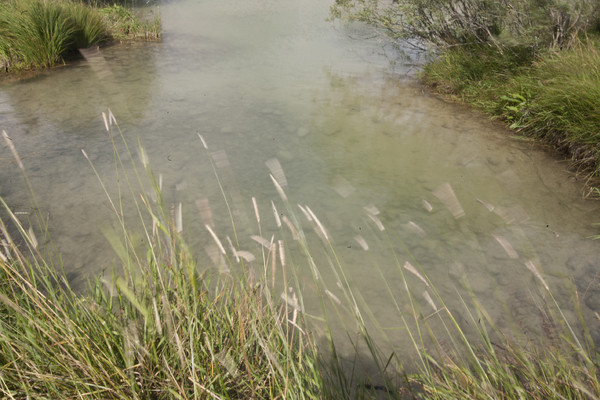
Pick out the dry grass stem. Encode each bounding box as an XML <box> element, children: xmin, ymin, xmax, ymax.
<box><xmin>297</xmin><ymin>204</ymin><xmax>313</xmax><ymax>222</ymax></box>
<box><xmin>251</xmin><ymin>235</ymin><xmax>272</xmax><ymax>249</ymax></box>
<box><xmin>493</xmin><ymin>234</ymin><xmax>519</xmax><ymax>259</ymax></box>
<box><xmin>27</xmin><ymin>226</ymin><xmax>38</xmax><ymax>249</ymax></box>
<box><xmin>270</xmin><ymin>174</ymin><xmax>288</xmax><ymax>202</ymax></box>
<box><xmin>422</xmin><ymin>290</ymin><xmax>438</xmax><ymax>311</ymax></box>
<box><xmin>271</xmin><ymin>201</ymin><xmax>281</xmax><ymax>228</ymax></box>
<box><xmin>433</xmin><ymin>183</ymin><xmax>465</xmax><ymax>219</ymax></box>
<box><xmin>270</xmin><ymin>242</ymin><xmax>276</xmax><ymax>288</ymax></box>
<box><xmin>197</xmin><ymin>133</ymin><xmax>208</xmax><ymax>149</ymax></box>
<box><xmin>306</xmin><ymin>206</ymin><xmax>329</xmax><ymax>241</ymax></box>
<box><xmin>108</xmin><ymin>109</ymin><xmax>117</xmax><ymax>125</ymax></box>
<box><xmin>368</xmin><ymin>213</ymin><xmax>385</xmax><ymax>231</ymax></box>
<box><xmin>226</xmin><ymin>236</ymin><xmax>240</xmax><ymax>263</ymax></box>
<box><xmin>175</xmin><ymin>203</ymin><xmax>183</xmax><ymax>233</ymax></box>
<box><xmin>2</xmin><ymin>130</ymin><xmax>24</xmax><ymax>171</ymax></box>
<box><xmin>403</xmin><ymin>261</ymin><xmax>430</xmax><ymax>288</ymax></box>
<box><xmin>525</xmin><ymin>260</ymin><xmax>550</xmax><ymax>291</ymax></box>
<box><xmin>101</xmin><ymin>112</ymin><xmax>109</xmax><ymax>132</ymax></box>
<box><xmin>325</xmin><ymin>290</ymin><xmax>341</xmax><ymax>305</ymax></box>
<box><xmin>354</xmin><ymin>235</ymin><xmax>369</xmax><ymax>251</ymax></box>
<box><xmin>265</xmin><ymin>158</ymin><xmax>288</xmax><ymax>188</ymax></box>
<box><xmin>476</xmin><ymin>198</ymin><xmax>495</xmax><ymax>212</ymax></box>
<box><xmin>282</xmin><ymin>216</ymin><xmax>299</xmax><ymax>240</ymax></box>
<box><xmin>278</xmin><ymin>240</ymin><xmax>285</xmax><ymax>267</ymax></box>
<box><xmin>252</xmin><ymin>197</ymin><xmax>260</xmax><ymax>224</ymax></box>
<box><xmin>422</xmin><ymin>199</ymin><xmax>433</xmax><ymax>212</ymax></box>
<box><xmin>205</xmin><ymin>224</ymin><xmax>226</xmax><ymax>255</ymax></box>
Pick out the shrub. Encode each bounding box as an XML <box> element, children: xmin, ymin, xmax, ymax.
<box><xmin>331</xmin><ymin>0</ymin><xmax>600</xmax><ymax>52</ymax></box>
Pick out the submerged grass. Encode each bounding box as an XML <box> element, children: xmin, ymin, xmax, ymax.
<box><xmin>0</xmin><ymin>0</ymin><xmax>160</xmax><ymax>73</ymax></box>
<box><xmin>422</xmin><ymin>37</ymin><xmax>600</xmax><ymax>189</ymax></box>
<box><xmin>1</xmin><ymin>113</ymin><xmax>600</xmax><ymax>399</ymax></box>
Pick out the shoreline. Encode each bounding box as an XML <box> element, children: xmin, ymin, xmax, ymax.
<box><xmin>418</xmin><ymin>41</ymin><xmax>600</xmax><ymax>197</ymax></box>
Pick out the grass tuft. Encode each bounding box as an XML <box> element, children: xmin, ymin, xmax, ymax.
<box><xmin>0</xmin><ymin>0</ymin><xmax>160</xmax><ymax>73</ymax></box>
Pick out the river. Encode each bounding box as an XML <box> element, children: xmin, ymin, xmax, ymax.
<box><xmin>1</xmin><ymin>0</ymin><xmax>599</xmax><ymax>379</ymax></box>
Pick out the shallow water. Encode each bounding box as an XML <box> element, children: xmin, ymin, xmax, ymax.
<box><xmin>1</xmin><ymin>0</ymin><xmax>599</xmax><ymax>377</ymax></box>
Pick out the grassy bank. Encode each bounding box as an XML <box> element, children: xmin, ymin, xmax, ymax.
<box><xmin>0</xmin><ymin>0</ymin><xmax>160</xmax><ymax>73</ymax></box>
<box><xmin>2</xmin><ymin>114</ymin><xmax>600</xmax><ymax>398</ymax></box>
<box><xmin>421</xmin><ymin>38</ymin><xmax>600</xmax><ymax>190</ymax></box>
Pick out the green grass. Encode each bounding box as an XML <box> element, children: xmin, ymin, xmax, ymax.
<box><xmin>99</xmin><ymin>4</ymin><xmax>161</xmax><ymax>41</ymax></box>
<box><xmin>422</xmin><ymin>38</ymin><xmax>600</xmax><ymax>188</ymax></box>
<box><xmin>0</xmin><ymin>0</ymin><xmax>160</xmax><ymax>73</ymax></box>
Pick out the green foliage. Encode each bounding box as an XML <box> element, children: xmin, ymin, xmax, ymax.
<box><xmin>1</xmin><ymin>0</ymin><xmax>73</xmax><ymax>69</ymax></box>
<box><xmin>500</xmin><ymin>92</ymin><xmax>530</xmax><ymax>129</ymax></box>
<box><xmin>99</xmin><ymin>4</ymin><xmax>161</xmax><ymax>40</ymax></box>
<box><xmin>0</xmin><ymin>0</ymin><xmax>108</xmax><ymax>70</ymax></box>
<box><xmin>67</xmin><ymin>1</ymin><xmax>109</xmax><ymax>49</ymax></box>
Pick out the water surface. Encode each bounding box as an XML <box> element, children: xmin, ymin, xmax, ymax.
<box><xmin>1</xmin><ymin>0</ymin><xmax>599</xmax><ymax>375</ymax></box>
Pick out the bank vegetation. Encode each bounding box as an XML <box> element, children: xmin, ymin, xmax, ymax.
<box><xmin>0</xmin><ymin>0</ymin><xmax>160</xmax><ymax>73</ymax></box>
<box><xmin>332</xmin><ymin>0</ymin><xmax>600</xmax><ymax>192</ymax></box>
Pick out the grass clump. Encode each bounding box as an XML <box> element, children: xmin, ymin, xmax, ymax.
<box><xmin>0</xmin><ymin>242</ymin><xmax>321</xmax><ymax>398</ymax></box>
<box><xmin>99</xmin><ymin>3</ymin><xmax>161</xmax><ymax>41</ymax></box>
<box><xmin>0</xmin><ymin>0</ymin><xmax>160</xmax><ymax>73</ymax></box>
<box><xmin>0</xmin><ymin>121</ymin><xmax>323</xmax><ymax>399</ymax></box>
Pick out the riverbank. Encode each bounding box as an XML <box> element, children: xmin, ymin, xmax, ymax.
<box><xmin>0</xmin><ymin>0</ymin><xmax>160</xmax><ymax>73</ymax></box>
<box><xmin>330</xmin><ymin>0</ymin><xmax>600</xmax><ymax>195</ymax></box>
<box><xmin>420</xmin><ymin>38</ymin><xmax>600</xmax><ymax>195</ymax></box>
